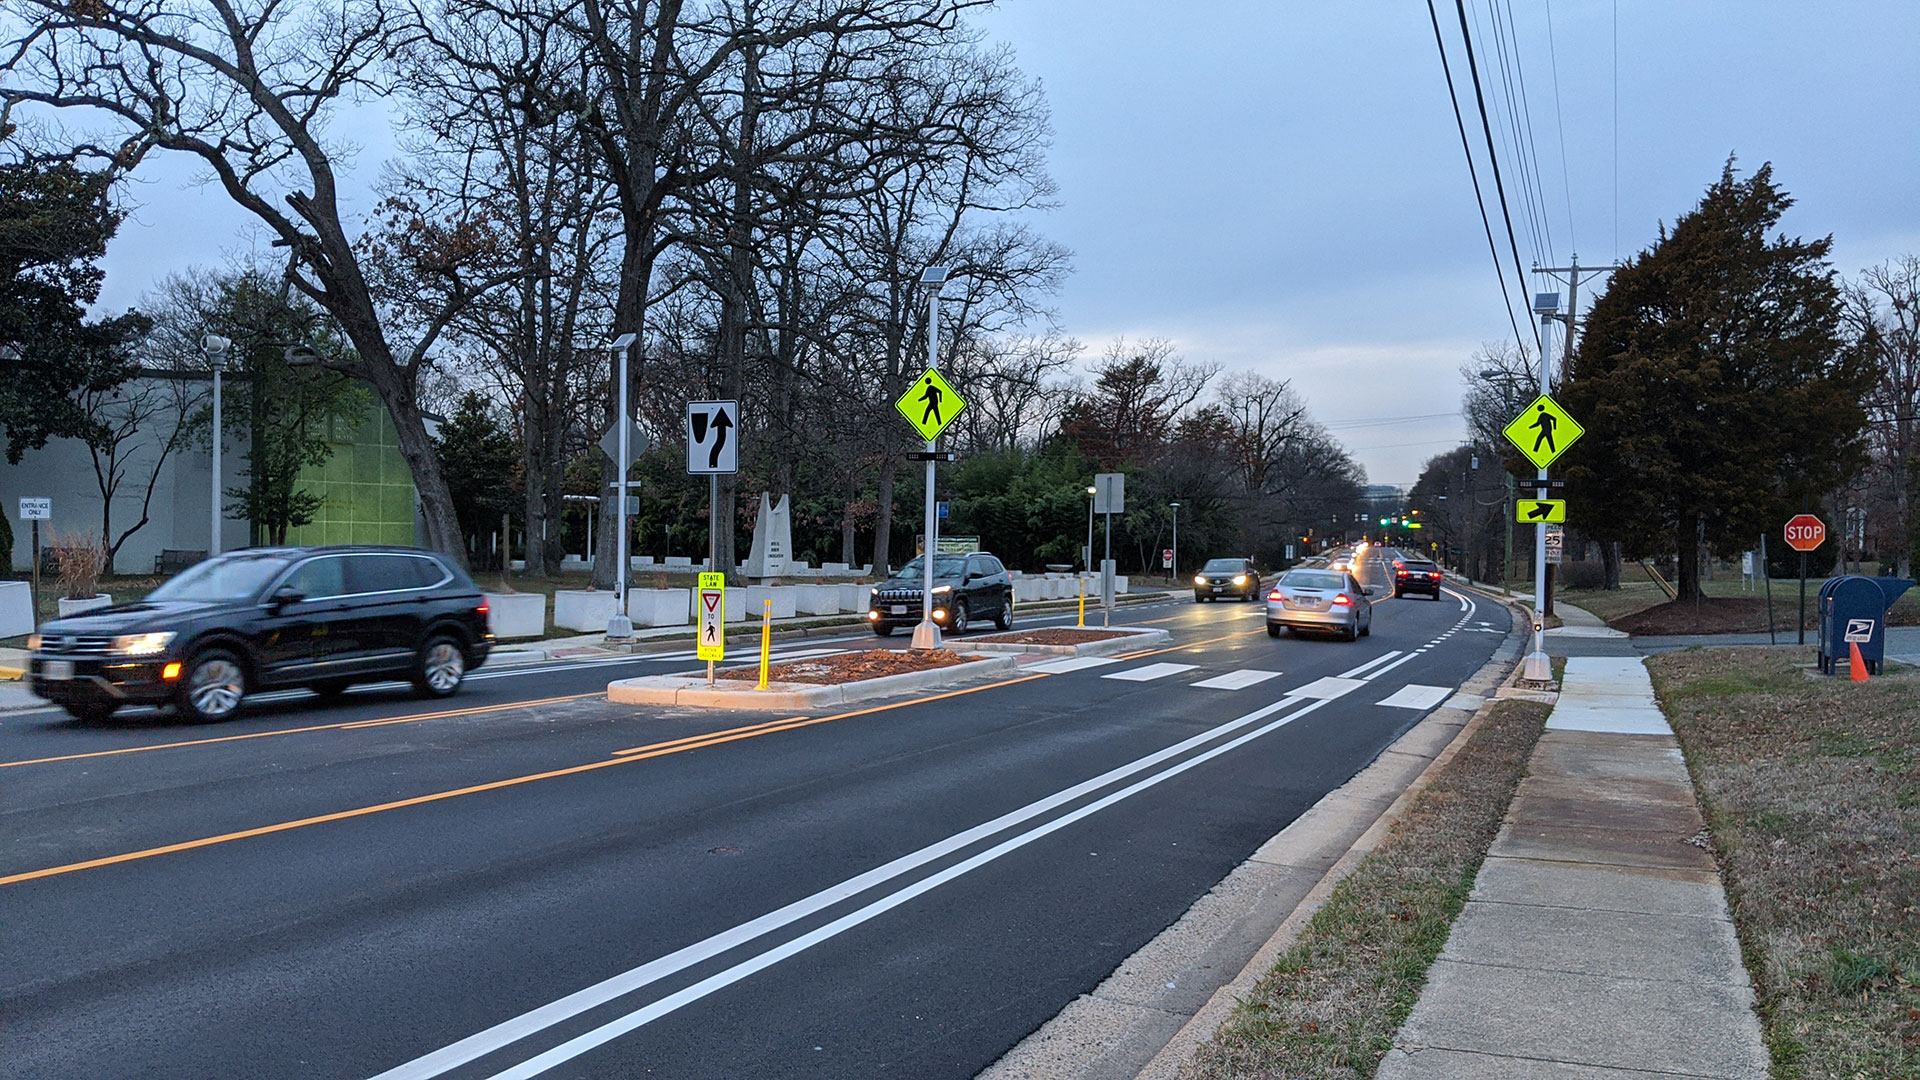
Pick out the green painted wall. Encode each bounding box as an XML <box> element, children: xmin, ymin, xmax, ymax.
<box><xmin>284</xmin><ymin>406</ymin><xmax>418</xmax><ymax>547</ymax></box>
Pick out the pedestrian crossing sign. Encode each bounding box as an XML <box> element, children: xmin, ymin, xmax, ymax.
<box><xmin>1502</xmin><ymin>394</ymin><xmax>1584</xmax><ymax>469</ymax></box>
<box><xmin>697</xmin><ymin>572</ymin><xmax>726</xmax><ymax>661</ymax></box>
<box><xmin>896</xmin><ymin>367</ymin><xmax>967</xmax><ymax>443</ymax></box>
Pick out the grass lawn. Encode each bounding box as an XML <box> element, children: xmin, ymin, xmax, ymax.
<box><xmin>1648</xmin><ymin>647</ymin><xmax>1920</xmax><ymax>1077</ymax></box>
<box><xmin>1560</xmin><ymin>574</ymin><xmax>1920</xmax><ymax>635</ymax></box>
<box><xmin>1182</xmin><ymin>699</ymin><xmax>1552</xmax><ymax>1079</ymax></box>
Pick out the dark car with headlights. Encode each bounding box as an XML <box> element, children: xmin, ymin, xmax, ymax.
<box><xmin>27</xmin><ymin>546</ymin><xmax>493</xmax><ymax>723</ymax></box>
<box><xmin>1192</xmin><ymin>557</ymin><xmax>1263</xmax><ymax>602</ymax></box>
<box><xmin>1393</xmin><ymin>557</ymin><xmax>1444</xmax><ymax>599</ymax></box>
<box><xmin>867</xmin><ymin>551</ymin><xmax>1013</xmax><ymax>636</ymax></box>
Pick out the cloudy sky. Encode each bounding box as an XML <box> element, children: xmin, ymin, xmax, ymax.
<box><xmin>92</xmin><ymin>1</ymin><xmax>1920</xmax><ymax>489</ymax></box>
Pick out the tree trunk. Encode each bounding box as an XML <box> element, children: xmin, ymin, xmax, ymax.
<box><xmin>1602</xmin><ymin>541</ymin><xmax>1623</xmax><ymax>590</ymax></box>
<box><xmin>841</xmin><ymin>498</ymin><xmax>857</xmax><ymax>567</ymax></box>
<box><xmin>1675</xmin><ymin>513</ymin><xmax>1703</xmax><ymax>600</ymax></box>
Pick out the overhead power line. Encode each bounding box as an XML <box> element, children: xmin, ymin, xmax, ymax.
<box><xmin>1423</xmin><ymin>0</ymin><xmax>1531</xmax><ymax>354</ymax></box>
<box><xmin>1451</xmin><ymin>0</ymin><xmax>1543</xmax><ymax>354</ymax></box>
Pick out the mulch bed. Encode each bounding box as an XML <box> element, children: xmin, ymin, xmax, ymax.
<box><xmin>1611</xmin><ymin>596</ymin><xmax>1814</xmax><ymax>636</ymax></box>
<box><xmin>1647</xmin><ymin>647</ymin><xmax>1920</xmax><ymax>1075</ymax></box>
<box><xmin>715</xmin><ymin>649</ymin><xmax>979</xmax><ymax>685</ymax></box>
<box><xmin>966</xmin><ymin>628</ymin><xmax>1134</xmax><ymax>645</ymax></box>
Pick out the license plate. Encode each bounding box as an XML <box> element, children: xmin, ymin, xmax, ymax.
<box><xmin>43</xmin><ymin>660</ymin><xmax>73</xmax><ymax>680</ymax></box>
<box><xmin>891</xmin><ymin>605</ymin><xmax>907</xmax><ymax>615</ymax></box>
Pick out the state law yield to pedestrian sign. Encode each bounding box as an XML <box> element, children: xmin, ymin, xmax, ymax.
<box><xmin>697</xmin><ymin>572</ymin><xmax>726</xmax><ymax>661</ymax></box>
<box><xmin>1516</xmin><ymin>498</ymin><xmax>1566</xmax><ymax>523</ymax></box>
<box><xmin>895</xmin><ymin>367</ymin><xmax>966</xmax><ymax>442</ymax></box>
<box><xmin>1502</xmin><ymin>394</ymin><xmax>1584</xmax><ymax>469</ymax></box>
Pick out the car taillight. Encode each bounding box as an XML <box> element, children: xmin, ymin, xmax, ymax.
<box><xmin>1428</xmin><ymin>571</ymin><xmax>1442</xmax><ymax>580</ymax></box>
<box><xmin>476</xmin><ymin>601</ymin><xmax>490</xmax><ymax>615</ymax></box>
<box><xmin>1332</xmin><ymin>593</ymin><xmax>1353</xmax><ymax>606</ymax></box>
<box><xmin>1396</xmin><ymin>570</ymin><xmax>1410</xmax><ymax>577</ymax></box>
<box><xmin>1268</xmin><ymin>588</ymin><xmax>1282</xmax><ymax>600</ymax></box>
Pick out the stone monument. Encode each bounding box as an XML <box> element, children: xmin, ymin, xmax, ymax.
<box><xmin>742</xmin><ymin>492</ymin><xmax>793</xmax><ymax>580</ymax></box>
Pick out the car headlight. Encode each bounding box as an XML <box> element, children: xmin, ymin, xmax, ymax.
<box><xmin>932</xmin><ymin>585</ymin><xmax>952</xmax><ymax>594</ymax></box>
<box><xmin>111</xmin><ymin>632</ymin><xmax>176</xmax><ymax>657</ymax></box>
<box><xmin>1193</xmin><ymin>574</ymin><xmax>1207</xmax><ymax>585</ymax></box>
<box><xmin>1232</xmin><ymin>575</ymin><xmax>1248</xmax><ymax>585</ymax></box>
<box><xmin>26</xmin><ymin>632</ymin><xmax>42</xmax><ymax>652</ymax></box>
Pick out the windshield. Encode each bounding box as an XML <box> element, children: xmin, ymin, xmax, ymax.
<box><xmin>1200</xmin><ymin>559</ymin><xmax>1244</xmax><ymax>573</ymax></box>
<box><xmin>147</xmin><ymin>553</ymin><xmax>295</xmax><ymax>603</ymax></box>
<box><xmin>898</xmin><ymin>555</ymin><xmax>968</xmax><ymax>578</ymax></box>
<box><xmin>1282</xmin><ymin>571</ymin><xmax>1347</xmax><ymax>590</ymax></box>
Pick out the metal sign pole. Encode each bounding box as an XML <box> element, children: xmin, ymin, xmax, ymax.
<box><xmin>709</xmin><ymin>473</ymin><xmax>719</xmax><ymax>685</ymax></box>
<box><xmin>30</xmin><ymin>519</ymin><xmax>41</xmax><ymax>631</ymax></box>
<box><xmin>911</xmin><ymin>281</ymin><xmax>943</xmax><ymax>651</ymax></box>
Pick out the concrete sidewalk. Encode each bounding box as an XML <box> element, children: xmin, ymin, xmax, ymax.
<box><xmin>1378</xmin><ymin>655</ymin><xmax>1767</xmax><ymax>1079</ymax></box>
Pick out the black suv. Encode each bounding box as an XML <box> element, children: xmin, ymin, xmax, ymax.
<box><xmin>867</xmin><ymin>551</ymin><xmax>1014</xmax><ymax>636</ymax></box>
<box><xmin>27</xmin><ymin>546</ymin><xmax>493</xmax><ymax>723</ymax></box>
<box><xmin>1393</xmin><ymin>557</ymin><xmax>1444</xmax><ymax>599</ymax></box>
<box><xmin>1193</xmin><ymin>557</ymin><xmax>1263</xmax><ymax>602</ymax></box>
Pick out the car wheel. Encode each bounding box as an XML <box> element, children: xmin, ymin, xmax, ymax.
<box><xmin>411</xmin><ymin>636</ymin><xmax>467</xmax><ymax>698</ymax></box>
<box><xmin>1360</xmin><ymin>619</ymin><xmax>1371</xmax><ymax>637</ymax></box>
<box><xmin>1266</xmin><ymin>624</ymin><xmax>1281</xmax><ymax>638</ymax></box>
<box><xmin>178</xmin><ymin>649</ymin><xmax>247</xmax><ymax>723</ymax></box>
<box><xmin>65</xmin><ymin>700</ymin><xmax>119</xmax><ymax>724</ymax></box>
<box><xmin>994</xmin><ymin>594</ymin><xmax>1013</xmax><ymax>631</ymax></box>
<box><xmin>1343</xmin><ymin>621</ymin><xmax>1358</xmax><ymax>642</ymax></box>
<box><xmin>310</xmin><ymin>679</ymin><xmax>351</xmax><ymax>700</ymax></box>
<box><xmin>872</xmin><ymin>624</ymin><xmax>894</xmax><ymax>637</ymax></box>
<box><xmin>949</xmin><ymin>600</ymin><xmax>969</xmax><ymax>636</ymax></box>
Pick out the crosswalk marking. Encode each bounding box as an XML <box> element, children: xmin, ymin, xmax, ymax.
<box><xmin>1026</xmin><ymin>656</ymin><xmax>1123</xmax><ymax>675</ymax></box>
<box><xmin>1290</xmin><ymin>676</ymin><xmax>1367</xmax><ymax>700</ymax></box>
<box><xmin>1375</xmin><ymin>684</ymin><xmax>1451</xmax><ymax>710</ymax></box>
<box><xmin>1101</xmin><ymin>662</ymin><xmax>1199</xmax><ymax>682</ymax></box>
<box><xmin>1192</xmin><ymin>669</ymin><xmax>1284</xmax><ymax>690</ymax></box>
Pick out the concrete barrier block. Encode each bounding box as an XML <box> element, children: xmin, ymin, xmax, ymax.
<box><xmin>627</xmin><ymin>588</ymin><xmax>690</xmax><ymax>628</ymax></box>
<box><xmin>553</xmin><ymin>590</ymin><xmax>618</xmax><ymax>631</ymax></box>
<box><xmin>0</xmin><ymin>581</ymin><xmax>32</xmax><ymax>638</ymax></box>
<box><xmin>742</xmin><ymin>585</ymin><xmax>798</xmax><ymax>620</ymax></box>
<box><xmin>483</xmin><ymin>592</ymin><xmax>546</xmax><ymax>639</ymax></box>
<box><xmin>56</xmin><ymin>595</ymin><xmax>113</xmax><ymax>618</ymax></box>
<box><xmin>837</xmin><ymin>584</ymin><xmax>871</xmax><ymax>613</ymax></box>
<box><xmin>794</xmin><ymin>584</ymin><xmax>840</xmax><ymax>615</ymax></box>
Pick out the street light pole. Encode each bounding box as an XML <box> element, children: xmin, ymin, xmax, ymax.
<box><xmin>203</xmin><ymin>335</ymin><xmax>231</xmax><ymax>555</ymax></box>
<box><xmin>1168</xmin><ymin>501</ymin><xmax>1181</xmax><ymax>585</ymax></box>
<box><xmin>1085</xmin><ymin>486</ymin><xmax>1096</xmax><ymax>573</ymax></box>
<box><xmin>911</xmin><ymin>266</ymin><xmax>949</xmax><ymax>652</ymax></box>
<box><xmin>606</xmin><ymin>332</ymin><xmax>638</xmax><ymax>642</ymax></box>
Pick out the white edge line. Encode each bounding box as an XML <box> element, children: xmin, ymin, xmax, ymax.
<box><xmin>365</xmin><ymin>692</ymin><xmax>1316</xmax><ymax>1080</ymax></box>
<box><xmin>481</xmin><ymin>696</ymin><xmax>1334</xmax><ymax>1080</ymax></box>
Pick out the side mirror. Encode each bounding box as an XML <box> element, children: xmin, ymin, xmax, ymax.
<box><xmin>963</xmin><ymin>573</ymin><xmax>979</xmax><ymax>584</ymax></box>
<box><xmin>1362</xmin><ymin>586</ymin><xmax>1377</xmax><ymax>597</ymax></box>
<box><xmin>269</xmin><ymin>585</ymin><xmax>307</xmax><ymax>610</ymax></box>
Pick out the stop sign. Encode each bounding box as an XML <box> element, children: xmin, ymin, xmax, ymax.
<box><xmin>1161</xmin><ymin>548</ymin><xmax>1174</xmax><ymax>567</ymax></box>
<box><xmin>1784</xmin><ymin>514</ymin><xmax>1826</xmax><ymax>552</ymax></box>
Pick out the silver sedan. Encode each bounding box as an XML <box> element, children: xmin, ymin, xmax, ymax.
<box><xmin>1266</xmin><ymin>569</ymin><xmax>1374</xmax><ymax>641</ymax></box>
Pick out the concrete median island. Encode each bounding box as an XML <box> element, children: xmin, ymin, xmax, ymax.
<box><xmin>607</xmin><ymin>649</ymin><xmax>1020</xmax><ymax>709</ymax></box>
<box><xmin>947</xmin><ymin>625</ymin><xmax>1171</xmax><ymax>656</ymax></box>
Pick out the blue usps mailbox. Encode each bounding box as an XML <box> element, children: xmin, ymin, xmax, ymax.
<box><xmin>1818</xmin><ymin>575</ymin><xmax>1914</xmax><ymax>675</ymax></box>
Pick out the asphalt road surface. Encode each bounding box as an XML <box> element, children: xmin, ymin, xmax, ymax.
<box><xmin>2</xmin><ymin>549</ymin><xmax>1511</xmax><ymax>1079</ymax></box>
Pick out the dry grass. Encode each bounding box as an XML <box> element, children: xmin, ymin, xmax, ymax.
<box><xmin>714</xmin><ymin>648</ymin><xmax>979</xmax><ymax>684</ymax></box>
<box><xmin>1648</xmin><ymin>647</ymin><xmax>1920</xmax><ymax>1078</ymax></box>
<box><xmin>1181</xmin><ymin>699</ymin><xmax>1551</xmax><ymax>1080</ymax></box>
<box><xmin>967</xmin><ymin>627</ymin><xmax>1133</xmax><ymax>645</ymax></box>
<box><xmin>1561</xmin><ymin>576</ymin><xmax>1920</xmax><ymax>633</ymax></box>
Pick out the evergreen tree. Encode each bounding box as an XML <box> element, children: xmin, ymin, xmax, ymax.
<box><xmin>1562</xmin><ymin>162</ymin><xmax>1871</xmax><ymax>599</ymax></box>
<box><xmin>433</xmin><ymin>393</ymin><xmax>520</xmax><ymax>561</ymax></box>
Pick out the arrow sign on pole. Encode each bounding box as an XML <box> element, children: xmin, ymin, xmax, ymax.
<box><xmin>1516</xmin><ymin>498</ymin><xmax>1567</xmax><ymax>523</ymax></box>
<box><xmin>686</xmin><ymin>401</ymin><xmax>739</xmax><ymax>475</ymax></box>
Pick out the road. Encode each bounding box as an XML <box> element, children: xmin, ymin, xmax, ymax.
<box><xmin>2</xmin><ymin>549</ymin><xmax>1511</xmax><ymax>1079</ymax></box>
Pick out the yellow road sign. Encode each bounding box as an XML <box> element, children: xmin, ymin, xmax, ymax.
<box><xmin>1503</xmin><ymin>394</ymin><xmax>1585</xmax><ymax>469</ymax></box>
<box><xmin>1516</xmin><ymin>498</ymin><xmax>1567</xmax><ymax>523</ymax></box>
<box><xmin>896</xmin><ymin>367</ymin><xmax>967</xmax><ymax>442</ymax></box>
<box><xmin>697</xmin><ymin>572</ymin><xmax>726</xmax><ymax>661</ymax></box>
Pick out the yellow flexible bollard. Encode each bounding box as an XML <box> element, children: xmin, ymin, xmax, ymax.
<box><xmin>1077</xmin><ymin>577</ymin><xmax>1086</xmax><ymax>628</ymax></box>
<box><xmin>757</xmin><ymin>599</ymin><xmax>773</xmax><ymax>689</ymax></box>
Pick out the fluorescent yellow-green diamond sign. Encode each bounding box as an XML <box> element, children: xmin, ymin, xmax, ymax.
<box><xmin>896</xmin><ymin>367</ymin><xmax>967</xmax><ymax>442</ymax></box>
<box><xmin>1503</xmin><ymin>394</ymin><xmax>1585</xmax><ymax>469</ymax></box>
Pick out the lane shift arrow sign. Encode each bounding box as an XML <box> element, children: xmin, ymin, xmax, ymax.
<box><xmin>708</xmin><ymin>409</ymin><xmax>732</xmax><ymax>469</ymax></box>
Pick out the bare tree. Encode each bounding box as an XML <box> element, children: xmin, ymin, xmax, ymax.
<box><xmin>76</xmin><ymin>375</ymin><xmax>199</xmax><ymax>571</ymax></box>
<box><xmin>1842</xmin><ymin>256</ymin><xmax>1920</xmax><ymax>577</ymax></box>
<box><xmin>3</xmin><ymin>0</ymin><xmax>520</xmax><ymax>564</ymax></box>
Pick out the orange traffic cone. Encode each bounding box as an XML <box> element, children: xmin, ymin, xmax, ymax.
<box><xmin>1849</xmin><ymin>642</ymin><xmax>1869</xmax><ymax>683</ymax></box>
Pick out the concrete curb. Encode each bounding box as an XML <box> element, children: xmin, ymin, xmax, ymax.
<box><xmin>977</xmin><ymin>586</ymin><xmax>1528</xmax><ymax>1080</ymax></box>
<box><xmin>947</xmin><ymin>627</ymin><xmax>1172</xmax><ymax>657</ymax></box>
<box><xmin>607</xmin><ymin>653</ymin><xmax>1021</xmax><ymax>709</ymax></box>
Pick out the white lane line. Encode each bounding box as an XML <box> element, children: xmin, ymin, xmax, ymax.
<box><xmin>1336</xmin><ymin>651</ymin><xmax>1403</xmax><ymax>680</ymax></box>
<box><xmin>1375</xmin><ymin>684</ymin><xmax>1452</xmax><ymax>710</ymax></box>
<box><xmin>1365</xmin><ymin>652</ymin><xmax>1422</xmax><ymax>681</ymax></box>
<box><xmin>1191</xmin><ymin>669</ymin><xmax>1284</xmax><ymax>691</ymax></box>
<box><xmin>1025</xmin><ymin>656</ymin><xmax>1123</xmax><ymax>675</ymax></box>
<box><xmin>1101</xmin><ymin>662</ymin><xmax>1198</xmax><ymax>682</ymax></box>
<box><xmin>473</xmin><ymin>695</ymin><xmax>1335</xmax><ymax>1080</ymax></box>
<box><xmin>365</xmin><ymin>692</ymin><xmax>1325</xmax><ymax>1080</ymax></box>
<box><xmin>1291</xmin><ymin>676</ymin><xmax>1367</xmax><ymax>700</ymax></box>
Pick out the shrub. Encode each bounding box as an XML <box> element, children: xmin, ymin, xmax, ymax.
<box><xmin>47</xmin><ymin>529</ymin><xmax>107</xmax><ymax>599</ymax></box>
